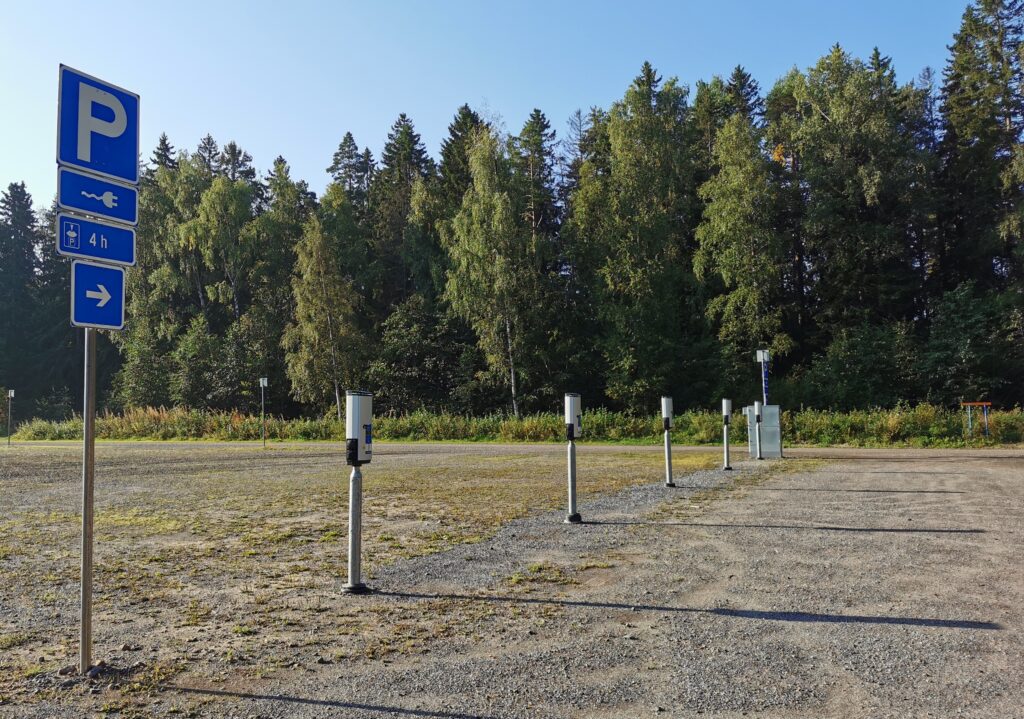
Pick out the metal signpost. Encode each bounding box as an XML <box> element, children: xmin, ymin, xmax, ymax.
<box><xmin>661</xmin><ymin>396</ymin><xmax>674</xmax><ymax>487</ymax></box>
<box><xmin>6</xmin><ymin>389</ymin><xmax>13</xmax><ymax>447</ymax></box>
<box><xmin>57</xmin><ymin>64</ymin><xmax>139</xmax><ymax>674</ymax></box>
<box><xmin>259</xmin><ymin>377</ymin><xmax>268</xmax><ymax>448</ymax></box>
<box><xmin>564</xmin><ymin>394</ymin><xmax>582</xmax><ymax>523</ymax></box>
<box><xmin>756</xmin><ymin>350</ymin><xmax>770</xmax><ymax>406</ymax></box>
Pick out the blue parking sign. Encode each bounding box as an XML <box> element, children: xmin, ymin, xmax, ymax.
<box><xmin>71</xmin><ymin>260</ymin><xmax>126</xmax><ymax>330</ymax></box>
<box><xmin>57</xmin><ymin>65</ymin><xmax>140</xmax><ymax>185</ymax></box>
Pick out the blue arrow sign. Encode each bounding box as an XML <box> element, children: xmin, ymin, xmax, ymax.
<box><xmin>58</xmin><ymin>167</ymin><xmax>138</xmax><ymax>226</ymax></box>
<box><xmin>57</xmin><ymin>65</ymin><xmax>140</xmax><ymax>185</ymax></box>
<box><xmin>71</xmin><ymin>260</ymin><xmax>125</xmax><ymax>330</ymax></box>
<box><xmin>56</xmin><ymin>213</ymin><xmax>136</xmax><ymax>266</ymax></box>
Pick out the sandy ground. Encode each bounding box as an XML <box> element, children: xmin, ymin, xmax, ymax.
<box><xmin>1</xmin><ymin>442</ymin><xmax>1022</xmax><ymax>718</ymax></box>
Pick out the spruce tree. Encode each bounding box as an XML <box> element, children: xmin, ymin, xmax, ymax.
<box><xmin>938</xmin><ymin>0</ymin><xmax>1024</xmax><ymax>290</ymax></box>
<box><xmin>369</xmin><ymin>114</ymin><xmax>435</xmax><ymax>313</ymax></box>
<box><xmin>725</xmin><ymin>65</ymin><xmax>765</xmax><ymax>123</ymax></box>
<box><xmin>151</xmin><ymin>133</ymin><xmax>178</xmax><ymax>170</ymax></box>
<box><xmin>196</xmin><ymin>134</ymin><xmax>221</xmax><ymax>174</ymax></box>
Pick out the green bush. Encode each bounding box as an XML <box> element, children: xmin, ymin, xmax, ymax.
<box><xmin>11</xmin><ymin>404</ymin><xmax>1023</xmax><ymax>447</ymax></box>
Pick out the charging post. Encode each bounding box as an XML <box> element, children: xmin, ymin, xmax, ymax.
<box><xmin>722</xmin><ymin>399</ymin><xmax>732</xmax><ymax>470</ymax></box>
<box><xmin>565</xmin><ymin>393</ymin><xmax>582</xmax><ymax>523</ymax></box>
<box><xmin>259</xmin><ymin>377</ymin><xmax>268</xmax><ymax>448</ymax></box>
<box><xmin>661</xmin><ymin>396</ymin><xmax>674</xmax><ymax>487</ymax></box>
<box><xmin>343</xmin><ymin>390</ymin><xmax>372</xmax><ymax>594</ymax></box>
<box><xmin>753</xmin><ymin>400</ymin><xmax>763</xmax><ymax>461</ymax></box>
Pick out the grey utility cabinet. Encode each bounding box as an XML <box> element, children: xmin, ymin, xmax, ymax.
<box><xmin>744</xmin><ymin>404</ymin><xmax>783</xmax><ymax>458</ymax></box>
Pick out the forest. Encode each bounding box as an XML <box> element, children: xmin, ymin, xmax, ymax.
<box><xmin>1</xmin><ymin>0</ymin><xmax>1022</xmax><ymax>424</ymax></box>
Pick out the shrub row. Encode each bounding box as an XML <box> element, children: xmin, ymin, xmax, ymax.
<box><xmin>11</xmin><ymin>405</ymin><xmax>1024</xmax><ymax>446</ymax></box>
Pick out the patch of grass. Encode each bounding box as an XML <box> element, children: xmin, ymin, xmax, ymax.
<box><xmin>182</xmin><ymin>599</ymin><xmax>211</xmax><ymax>626</ymax></box>
<box><xmin>577</xmin><ymin>560</ymin><xmax>613</xmax><ymax>571</ymax></box>
<box><xmin>0</xmin><ymin>544</ymin><xmax>13</xmax><ymax>560</ymax></box>
<box><xmin>232</xmin><ymin>624</ymin><xmax>256</xmax><ymax>636</ymax></box>
<box><xmin>242</xmin><ymin>527</ymin><xmax>301</xmax><ymax>546</ymax></box>
<box><xmin>95</xmin><ymin>509</ymin><xmax>185</xmax><ymax>537</ymax></box>
<box><xmin>507</xmin><ymin>562</ymin><xmax>577</xmax><ymax>589</ymax></box>
<box><xmin>0</xmin><ymin>631</ymin><xmax>32</xmax><ymax>650</ymax></box>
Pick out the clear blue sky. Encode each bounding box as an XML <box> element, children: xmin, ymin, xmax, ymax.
<box><xmin>3</xmin><ymin>0</ymin><xmax>969</xmax><ymax>209</ymax></box>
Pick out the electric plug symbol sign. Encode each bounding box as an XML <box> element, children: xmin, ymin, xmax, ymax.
<box><xmin>81</xmin><ymin>190</ymin><xmax>119</xmax><ymax>209</ymax></box>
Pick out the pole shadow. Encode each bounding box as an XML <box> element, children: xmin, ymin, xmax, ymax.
<box><xmin>586</xmin><ymin>520</ymin><xmax>984</xmax><ymax>534</ymax></box>
<box><xmin>165</xmin><ymin>686</ymin><xmax>501</xmax><ymax>719</ymax></box>
<box><xmin>378</xmin><ymin>591</ymin><xmax>999</xmax><ymax>630</ymax></box>
<box><xmin>670</xmin><ymin>485</ymin><xmax>965</xmax><ymax>494</ymax></box>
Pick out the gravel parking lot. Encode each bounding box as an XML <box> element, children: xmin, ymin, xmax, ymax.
<box><xmin>1</xmin><ymin>443</ymin><xmax>1021</xmax><ymax>717</ymax></box>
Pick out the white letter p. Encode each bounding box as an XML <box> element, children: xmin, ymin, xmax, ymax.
<box><xmin>77</xmin><ymin>83</ymin><xmax>127</xmax><ymax>163</ymax></box>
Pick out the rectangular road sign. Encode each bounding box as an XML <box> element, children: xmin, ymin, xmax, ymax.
<box><xmin>57</xmin><ymin>65</ymin><xmax>140</xmax><ymax>185</ymax></box>
<box><xmin>58</xmin><ymin>167</ymin><xmax>138</xmax><ymax>226</ymax></box>
<box><xmin>57</xmin><ymin>213</ymin><xmax>136</xmax><ymax>266</ymax></box>
<box><xmin>71</xmin><ymin>260</ymin><xmax>126</xmax><ymax>330</ymax></box>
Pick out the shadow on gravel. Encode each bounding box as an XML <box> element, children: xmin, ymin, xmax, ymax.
<box><xmin>671</xmin><ymin>485</ymin><xmax>966</xmax><ymax>493</ymax></box>
<box><xmin>588</xmin><ymin>520</ymin><xmax>985</xmax><ymax>534</ymax></box>
<box><xmin>164</xmin><ymin>686</ymin><xmax>500</xmax><ymax>718</ymax></box>
<box><xmin>379</xmin><ymin>592</ymin><xmax>1001</xmax><ymax>631</ymax></box>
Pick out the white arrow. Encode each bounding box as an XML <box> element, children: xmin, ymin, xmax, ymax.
<box><xmin>85</xmin><ymin>284</ymin><xmax>111</xmax><ymax>308</ymax></box>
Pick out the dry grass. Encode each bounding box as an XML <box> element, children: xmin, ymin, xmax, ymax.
<box><xmin>0</xmin><ymin>442</ymin><xmax>717</xmax><ymax>710</ymax></box>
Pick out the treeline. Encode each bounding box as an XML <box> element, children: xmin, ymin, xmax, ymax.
<box><xmin>1</xmin><ymin>1</ymin><xmax>1023</xmax><ymax>424</ymax></box>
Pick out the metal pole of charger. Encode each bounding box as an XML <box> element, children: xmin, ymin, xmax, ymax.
<box><xmin>80</xmin><ymin>328</ymin><xmax>97</xmax><ymax>674</ymax></box>
<box><xmin>565</xmin><ymin>439</ymin><xmax>581</xmax><ymax>523</ymax></box>
<box><xmin>260</xmin><ymin>383</ymin><xmax>266</xmax><ymax>448</ymax></box>
<box><xmin>343</xmin><ymin>465</ymin><xmax>368</xmax><ymax>593</ymax></box>
<box><xmin>723</xmin><ymin>419</ymin><xmax>732</xmax><ymax>470</ymax></box>
<box><xmin>754</xmin><ymin>407</ymin><xmax>763</xmax><ymax>461</ymax></box>
<box><xmin>664</xmin><ymin>427</ymin><xmax>674</xmax><ymax>487</ymax></box>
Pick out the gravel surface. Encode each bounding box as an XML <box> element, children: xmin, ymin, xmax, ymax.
<box><xmin>3</xmin><ymin>446</ymin><xmax>1022</xmax><ymax>718</ymax></box>
<box><xmin>241</xmin><ymin>452</ymin><xmax>1022</xmax><ymax>719</ymax></box>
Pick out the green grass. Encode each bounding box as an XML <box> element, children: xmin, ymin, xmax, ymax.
<box><xmin>11</xmin><ymin>404</ymin><xmax>1024</xmax><ymax>446</ymax></box>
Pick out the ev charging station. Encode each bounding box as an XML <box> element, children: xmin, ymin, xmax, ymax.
<box><xmin>344</xmin><ymin>390</ymin><xmax>372</xmax><ymax>594</ymax></box>
<box><xmin>259</xmin><ymin>377</ymin><xmax>268</xmax><ymax>448</ymax></box>
<box><xmin>661</xmin><ymin>396</ymin><xmax>674</xmax><ymax>487</ymax></box>
<box><xmin>722</xmin><ymin>399</ymin><xmax>732</xmax><ymax>470</ymax></box>
<box><xmin>6</xmin><ymin>389</ymin><xmax>13</xmax><ymax>447</ymax></box>
<box><xmin>565</xmin><ymin>393</ymin><xmax>582</xmax><ymax>523</ymax></box>
<box><xmin>744</xmin><ymin>402</ymin><xmax>782</xmax><ymax>459</ymax></box>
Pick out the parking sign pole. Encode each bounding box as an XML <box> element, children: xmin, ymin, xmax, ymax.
<box><xmin>6</xmin><ymin>391</ymin><xmax>11</xmax><ymax>447</ymax></box>
<box><xmin>80</xmin><ymin>328</ymin><xmax>96</xmax><ymax>673</ymax></box>
<box><xmin>261</xmin><ymin>383</ymin><xmax>266</xmax><ymax>448</ymax></box>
